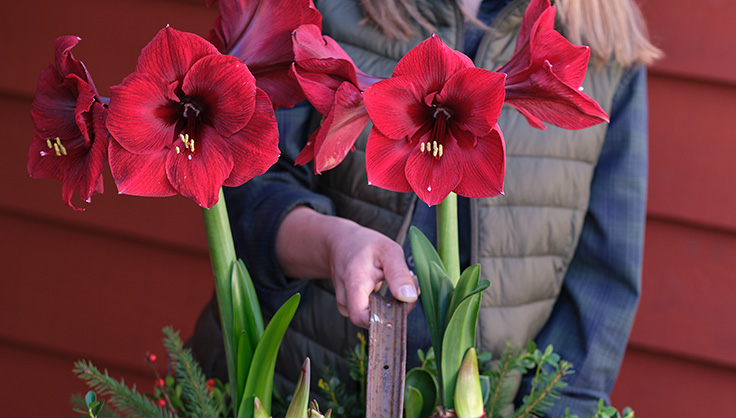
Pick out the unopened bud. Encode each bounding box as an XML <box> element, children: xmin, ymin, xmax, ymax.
<box><xmin>285</xmin><ymin>358</ymin><xmax>311</xmax><ymax>418</ymax></box>
<box><xmin>455</xmin><ymin>348</ymin><xmax>485</xmax><ymax>418</ymax></box>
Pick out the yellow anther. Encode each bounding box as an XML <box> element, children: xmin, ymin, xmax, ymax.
<box><xmin>46</xmin><ymin>139</ymin><xmax>53</xmax><ymax>149</ymax></box>
<box><xmin>420</xmin><ymin>142</ymin><xmax>425</xmax><ymax>153</ymax></box>
<box><xmin>432</xmin><ymin>141</ymin><xmax>438</xmax><ymax>157</ymax></box>
<box><xmin>439</xmin><ymin>144</ymin><xmax>443</xmax><ymax>157</ymax></box>
<box><xmin>53</xmin><ymin>143</ymin><xmax>62</xmax><ymax>156</ymax></box>
<box><xmin>176</xmin><ymin>146</ymin><xmax>181</xmax><ymax>154</ymax></box>
<box><xmin>189</xmin><ymin>138</ymin><xmax>195</xmax><ymax>152</ymax></box>
<box><xmin>55</xmin><ymin>138</ymin><xmax>67</xmax><ymax>155</ymax></box>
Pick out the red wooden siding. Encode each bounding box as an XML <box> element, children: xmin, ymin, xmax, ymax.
<box><xmin>611</xmin><ymin>0</ymin><xmax>736</xmax><ymax>414</ymax></box>
<box><xmin>1</xmin><ymin>0</ymin><xmax>734</xmax><ymax>417</ymax></box>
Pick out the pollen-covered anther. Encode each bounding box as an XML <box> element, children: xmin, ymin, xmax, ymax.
<box><xmin>47</xmin><ymin>137</ymin><xmax>67</xmax><ymax>156</ymax></box>
<box><xmin>179</xmin><ymin>133</ymin><xmax>195</xmax><ymax>153</ymax></box>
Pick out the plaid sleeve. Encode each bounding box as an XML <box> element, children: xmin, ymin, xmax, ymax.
<box><xmin>518</xmin><ymin>65</ymin><xmax>649</xmax><ymax>417</ymax></box>
<box><xmin>224</xmin><ymin>101</ymin><xmax>335</xmax><ymax>315</ymax></box>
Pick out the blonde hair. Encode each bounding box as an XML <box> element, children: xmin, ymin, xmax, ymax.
<box><xmin>360</xmin><ymin>0</ymin><xmax>662</xmax><ymax>66</ymax></box>
<box><xmin>555</xmin><ymin>0</ymin><xmax>662</xmax><ymax>66</ymax></box>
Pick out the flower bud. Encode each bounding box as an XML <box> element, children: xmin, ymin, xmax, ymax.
<box><xmin>454</xmin><ymin>348</ymin><xmax>485</xmax><ymax>418</ymax></box>
<box><xmin>285</xmin><ymin>358</ymin><xmax>311</xmax><ymax>418</ymax></box>
<box><xmin>254</xmin><ymin>397</ymin><xmax>269</xmax><ymax>418</ymax></box>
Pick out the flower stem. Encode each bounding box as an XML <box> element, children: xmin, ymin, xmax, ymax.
<box><xmin>201</xmin><ymin>188</ymin><xmax>239</xmax><ymax>412</ymax></box>
<box><xmin>437</xmin><ymin>192</ymin><xmax>460</xmax><ymax>286</ymax></box>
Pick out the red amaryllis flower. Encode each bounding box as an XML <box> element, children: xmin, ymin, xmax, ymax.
<box><xmin>363</xmin><ymin>35</ymin><xmax>506</xmax><ymax>206</ymax></box>
<box><xmin>106</xmin><ymin>27</ymin><xmax>280</xmax><ymax>209</ymax></box>
<box><xmin>207</xmin><ymin>0</ymin><xmax>322</xmax><ymax>109</ymax></box>
<box><xmin>28</xmin><ymin>36</ymin><xmax>108</xmax><ymax>211</ymax></box>
<box><xmin>498</xmin><ymin>0</ymin><xmax>608</xmax><ymax>129</ymax></box>
<box><xmin>291</xmin><ymin>24</ymin><xmax>382</xmax><ymax>173</ymax></box>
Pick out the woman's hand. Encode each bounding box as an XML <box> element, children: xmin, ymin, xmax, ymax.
<box><xmin>275</xmin><ymin>206</ymin><xmax>418</xmax><ymax>328</ymax></box>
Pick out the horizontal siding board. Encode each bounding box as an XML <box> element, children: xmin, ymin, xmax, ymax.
<box><xmin>2</xmin><ymin>95</ymin><xmax>208</xmax><ymax>252</ymax></box>
<box><xmin>0</xmin><ymin>212</ymin><xmax>213</xmax><ymax>371</ymax></box>
<box><xmin>0</xmin><ymin>339</ymin><xmax>152</xmax><ymax>418</ymax></box>
<box><xmin>641</xmin><ymin>0</ymin><xmax>736</xmax><ymax>85</ymax></box>
<box><xmin>612</xmin><ymin>347</ymin><xmax>736</xmax><ymax>418</ymax></box>
<box><xmin>629</xmin><ymin>218</ymin><xmax>736</xmax><ymax>367</ymax></box>
<box><xmin>4</xmin><ymin>0</ymin><xmax>218</xmax><ymax>99</ymax></box>
<box><xmin>646</xmin><ymin>74</ymin><xmax>736</xmax><ymax>231</ymax></box>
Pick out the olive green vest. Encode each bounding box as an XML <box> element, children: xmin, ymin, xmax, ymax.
<box><xmin>274</xmin><ymin>0</ymin><xmax>624</xmax><ymax>401</ymax></box>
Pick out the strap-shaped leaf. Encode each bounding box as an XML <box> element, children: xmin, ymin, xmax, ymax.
<box><xmin>440</xmin><ymin>292</ymin><xmax>482</xmax><ymax>410</ymax></box>
<box><xmin>404</xmin><ymin>386</ymin><xmax>424</xmax><ymax>418</ymax></box>
<box><xmin>236</xmin><ymin>331</ymin><xmax>254</xmax><ymax>402</ymax></box>
<box><xmin>232</xmin><ymin>259</ymin><xmax>264</xmax><ymax>346</ymax></box>
<box><xmin>238</xmin><ymin>293</ymin><xmax>301</xmax><ymax>418</ymax></box>
<box><xmin>405</xmin><ymin>368</ymin><xmax>438</xmax><ymax>418</ymax></box>
<box><xmin>446</xmin><ymin>266</ymin><xmax>489</xmax><ymax>329</ymax></box>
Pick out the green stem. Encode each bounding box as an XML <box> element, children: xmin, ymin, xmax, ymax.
<box><xmin>201</xmin><ymin>188</ymin><xmax>239</xmax><ymax>413</ymax></box>
<box><xmin>436</xmin><ymin>192</ymin><xmax>460</xmax><ymax>286</ymax></box>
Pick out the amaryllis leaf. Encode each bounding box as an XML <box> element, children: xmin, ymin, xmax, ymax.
<box><xmin>404</xmin><ymin>386</ymin><xmax>424</xmax><ymax>418</ymax></box>
<box><xmin>445</xmin><ymin>264</ymin><xmax>483</xmax><ymax>329</ymax></box>
<box><xmin>441</xmin><ymin>293</ymin><xmax>482</xmax><ymax>410</ymax></box>
<box><xmin>236</xmin><ymin>331</ymin><xmax>253</xmax><ymax>402</ymax></box>
<box><xmin>240</xmin><ymin>293</ymin><xmax>300</xmax><ymax>418</ymax></box>
<box><xmin>405</xmin><ymin>368</ymin><xmax>438</xmax><ymax>418</ymax></box>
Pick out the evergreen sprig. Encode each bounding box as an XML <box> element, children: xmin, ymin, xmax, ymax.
<box><xmin>482</xmin><ymin>345</ymin><xmax>531</xmax><ymax>418</ymax></box>
<box><xmin>161</xmin><ymin>327</ymin><xmax>219</xmax><ymax>418</ymax></box>
<box><xmin>73</xmin><ymin>360</ymin><xmax>168</xmax><ymax>418</ymax></box>
<box><xmin>512</xmin><ymin>344</ymin><xmax>573</xmax><ymax>418</ymax></box>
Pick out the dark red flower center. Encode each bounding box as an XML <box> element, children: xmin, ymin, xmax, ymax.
<box><xmin>418</xmin><ymin>103</ymin><xmax>452</xmax><ymax>159</ymax></box>
<box><xmin>173</xmin><ymin>100</ymin><xmax>204</xmax><ymax>158</ymax></box>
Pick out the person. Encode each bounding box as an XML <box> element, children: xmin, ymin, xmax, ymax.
<box><xmin>189</xmin><ymin>0</ymin><xmax>661</xmax><ymax>416</ymax></box>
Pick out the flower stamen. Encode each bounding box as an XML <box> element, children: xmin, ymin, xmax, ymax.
<box><xmin>46</xmin><ymin>137</ymin><xmax>67</xmax><ymax>156</ymax></box>
<box><xmin>419</xmin><ymin>141</ymin><xmax>443</xmax><ymax>158</ymax></box>
<box><xmin>179</xmin><ymin>133</ymin><xmax>195</xmax><ymax>153</ymax></box>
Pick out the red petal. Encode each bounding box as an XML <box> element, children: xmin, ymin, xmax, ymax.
<box><xmin>531</xmin><ymin>30</ymin><xmax>590</xmax><ymax>88</ymax></box>
<box><xmin>392</xmin><ymin>34</ymin><xmax>474</xmax><ymax>94</ymax></box>
<box><xmin>295</xmin><ymin>127</ymin><xmax>319</xmax><ymax>167</ymax></box>
<box><xmin>166</xmin><ymin>125</ymin><xmax>233</xmax><ymax>208</ymax></box>
<box><xmin>253</xmin><ymin>68</ymin><xmax>306</xmax><ymax>109</ymax></box>
<box><xmin>107</xmin><ymin>72</ymin><xmax>178</xmax><ymax>154</ymax></box>
<box><xmin>32</xmin><ymin>72</ymin><xmax>95</xmax><ymax>146</ymax></box>
<box><xmin>405</xmin><ymin>135</ymin><xmax>462</xmax><ymax>206</ymax></box>
<box><xmin>293</xmin><ymin>25</ymin><xmax>354</xmax><ymax>64</ymax></box>
<box><xmin>514</xmin><ymin>0</ymin><xmax>553</xmax><ymax>56</ymax></box>
<box><xmin>211</xmin><ymin>0</ymin><xmax>321</xmax><ymax>71</ymax></box>
<box><xmin>136</xmin><ymin>27</ymin><xmax>218</xmax><ymax>83</ymax></box>
<box><xmin>223</xmin><ymin>88</ymin><xmax>281</xmax><ymax>186</ymax></box>
<box><xmin>505</xmin><ymin>61</ymin><xmax>609</xmax><ymax>129</ymax></box>
<box><xmin>436</xmin><ymin>67</ymin><xmax>506</xmax><ymax>137</ymax></box>
<box><xmin>109</xmin><ymin>139</ymin><xmax>176</xmax><ymax>198</ymax></box>
<box><xmin>292</xmin><ymin>63</ymin><xmax>343</xmax><ymax>114</ymax></box>
<box><xmin>365</xmin><ymin>128</ymin><xmax>413</xmax><ymax>193</ymax></box>
<box><xmin>183</xmin><ymin>54</ymin><xmax>256</xmax><ymax>137</ymax></box>
<box><xmin>313</xmin><ymin>83</ymin><xmax>370</xmax><ymax>172</ymax></box>
<box><xmin>453</xmin><ymin>125</ymin><xmax>505</xmax><ymax>198</ymax></box>
<box><xmin>363</xmin><ymin>76</ymin><xmax>426</xmax><ymax>140</ymax></box>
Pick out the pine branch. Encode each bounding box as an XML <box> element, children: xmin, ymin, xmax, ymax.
<box><xmin>485</xmin><ymin>346</ymin><xmax>526</xmax><ymax>418</ymax></box>
<box><xmin>73</xmin><ymin>360</ymin><xmax>168</xmax><ymax>418</ymax></box>
<box><xmin>161</xmin><ymin>327</ymin><xmax>219</xmax><ymax>418</ymax></box>
<box><xmin>513</xmin><ymin>361</ymin><xmax>572</xmax><ymax>418</ymax></box>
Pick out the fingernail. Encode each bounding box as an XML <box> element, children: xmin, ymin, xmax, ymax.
<box><xmin>399</xmin><ymin>285</ymin><xmax>418</xmax><ymax>300</ymax></box>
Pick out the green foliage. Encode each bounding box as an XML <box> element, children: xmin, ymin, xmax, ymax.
<box><xmin>316</xmin><ymin>334</ymin><xmax>368</xmax><ymax>418</ymax></box>
<box><xmin>72</xmin><ymin>391</ymin><xmax>119</xmax><ymax>418</ymax></box>
<box><xmin>512</xmin><ymin>343</ymin><xmax>573</xmax><ymax>418</ymax></box>
<box><xmin>161</xmin><ymin>327</ymin><xmax>220</xmax><ymax>418</ymax></box>
<box><xmin>562</xmin><ymin>400</ymin><xmax>635</xmax><ymax>418</ymax></box>
<box><xmin>73</xmin><ymin>360</ymin><xmax>168</xmax><ymax>418</ymax></box>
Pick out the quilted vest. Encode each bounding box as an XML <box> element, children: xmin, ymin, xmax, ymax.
<box><xmin>274</xmin><ymin>0</ymin><xmax>624</xmax><ymax>399</ymax></box>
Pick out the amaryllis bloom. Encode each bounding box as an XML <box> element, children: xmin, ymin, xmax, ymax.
<box><xmin>207</xmin><ymin>0</ymin><xmax>322</xmax><ymax>109</ymax></box>
<box><xmin>363</xmin><ymin>35</ymin><xmax>506</xmax><ymax>206</ymax></box>
<box><xmin>291</xmin><ymin>24</ymin><xmax>382</xmax><ymax>173</ymax></box>
<box><xmin>498</xmin><ymin>0</ymin><xmax>609</xmax><ymax>129</ymax></box>
<box><xmin>106</xmin><ymin>27</ymin><xmax>280</xmax><ymax>209</ymax></box>
<box><xmin>28</xmin><ymin>36</ymin><xmax>108</xmax><ymax>211</ymax></box>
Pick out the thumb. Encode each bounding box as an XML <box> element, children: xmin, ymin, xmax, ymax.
<box><xmin>379</xmin><ymin>250</ymin><xmax>418</xmax><ymax>303</ymax></box>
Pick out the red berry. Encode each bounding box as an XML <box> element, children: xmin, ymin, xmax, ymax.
<box><xmin>207</xmin><ymin>378</ymin><xmax>215</xmax><ymax>390</ymax></box>
<box><xmin>155</xmin><ymin>378</ymin><xmax>165</xmax><ymax>387</ymax></box>
<box><xmin>157</xmin><ymin>398</ymin><xmax>167</xmax><ymax>407</ymax></box>
<box><xmin>147</xmin><ymin>353</ymin><xmax>157</xmax><ymax>362</ymax></box>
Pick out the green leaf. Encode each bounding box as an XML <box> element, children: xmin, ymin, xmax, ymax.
<box><xmin>404</xmin><ymin>386</ymin><xmax>423</xmax><ymax>418</ymax></box>
<box><xmin>232</xmin><ymin>259</ymin><xmax>264</xmax><ymax>347</ymax></box>
<box><xmin>440</xmin><ymin>292</ymin><xmax>482</xmax><ymax>410</ymax></box>
<box><xmin>85</xmin><ymin>391</ymin><xmax>97</xmax><ymax>407</ymax></box>
<box><xmin>238</xmin><ymin>293</ymin><xmax>301</xmax><ymax>418</ymax></box>
<box><xmin>236</xmin><ymin>330</ymin><xmax>254</xmax><ymax>401</ymax></box>
<box><xmin>445</xmin><ymin>265</ymin><xmax>486</xmax><ymax>328</ymax></box>
<box><xmin>405</xmin><ymin>368</ymin><xmax>437</xmax><ymax>418</ymax></box>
